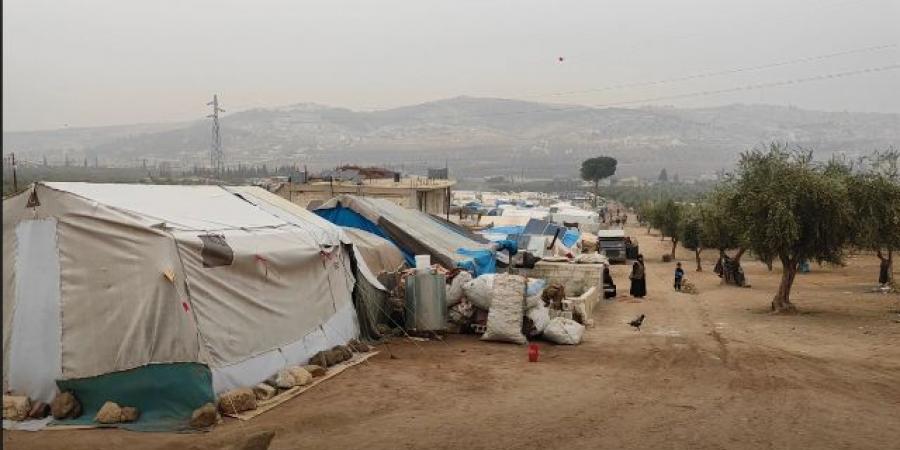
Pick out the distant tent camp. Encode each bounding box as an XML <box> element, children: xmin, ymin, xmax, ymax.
<box><xmin>315</xmin><ymin>195</ymin><xmax>497</xmax><ymax>275</ymax></box>
<box><xmin>2</xmin><ymin>182</ymin><xmax>380</xmax><ymax>430</ymax></box>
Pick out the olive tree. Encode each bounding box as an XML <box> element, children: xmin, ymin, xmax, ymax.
<box><xmin>845</xmin><ymin>151</ymin><xmax>900</xmax><ymax>285</ymax></box>
<box><xmin>654</xmin><ymin>199</ymin><xmax>683</xmax><ymax>258</ymax></box>
<box><xmin>680</xmin><ymin>206</ymin><xmax>704</xmax><ymax>271</ymax></box>
<box><xmin>729</xmin><ymin>144</ymin><xmax>851</xmax><ymax>313</ymax></box>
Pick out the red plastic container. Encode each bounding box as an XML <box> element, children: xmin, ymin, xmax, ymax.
<box><xmin>528</xmin><ymin>343</ymin><xmax>539</xmax><ymax>362</ymax></box>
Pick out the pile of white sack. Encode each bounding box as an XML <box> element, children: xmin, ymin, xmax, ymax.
<box><xmin>445</xmin><ymin>272</ymin><xmax>585</xmax><ymax>345</ymax></box>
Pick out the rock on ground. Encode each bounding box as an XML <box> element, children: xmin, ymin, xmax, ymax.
<box><xmin>288</xmin><ymin>367</ymin><xmax>312</xmax><ymax>386</ymax></box>
<box><xmin>121</xmin><ymin>406</ymin><xmax>140</xmax><ymax>422</ymax></box>
<box><xmin>218</xmin><ymin>388</ymin><xmax>257</xmax><ymax>415</ymax></box>
<box><xmin>50</xmin><ymin>391</ymin><xmax>82</xmax><ymax>420</ymax></box>
<box><xmin>232</xmin><ymin>430</ymin><xmax>276</xmax><ymax>450</ymax></box>
<box><xmin>268</xmin><ymin>369</ymin><xmax>295</xmax><ymax>389</ymax></box>
<box><xmin>190</xmin><ymin>403</ymin><xmax>219</xmax><ymax>429</ymax></box>
<box><xmin>253</xmin><ymin>383</ymin><xmax>277</xmax><ymax>401</ymax></box>
<box><xmin>95</xmin><ymin>401</ymin><xmax>123</xmax><ymax>424</ymax></box>
<box><xmin>3</xmin><ymin>395</ymin><xmax>31</xmax><ymax>421</ymax></box>
<box><xmin>303</xmin><ymin>365</ymin><xmax>327</xmax><ymax>377</ymax></box>
<box><xmin>348</xmin><ymin>339</ymin><xmax>371</xmax><ymax>353</ymax></box>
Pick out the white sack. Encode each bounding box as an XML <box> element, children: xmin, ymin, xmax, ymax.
<box><xmin>543</xmin><ymin>317</ymin><xmax>585</xmax><ymax>345</ymax></box>
<box><xmin>526</xmin><ymin>303</ymin><xmax>551</xmax><ymax>336</ymax></box>
<box><xmin>462</xmin><ymin>274</ymin><xmax>495</xmax><ymax>310</ymax></box>
<box><xmin>481</xmin><ymin>274</ymin><xmax>527</xmax><ymax>345</ymax></box>
<box><xmin>446</xmin><ymin>271</ymin><xmax>473</xmax><ymax>306</ymax></box>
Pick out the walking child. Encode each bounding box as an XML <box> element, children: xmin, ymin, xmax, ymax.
<box><xmin>674</xmin><ymin>262</ymin><xmax>684</xmax><ymax>291</ymax></box>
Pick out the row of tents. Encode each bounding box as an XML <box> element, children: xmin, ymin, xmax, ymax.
<box><xmin>2</xmin><ymin>183</ymin><xmax>497</xmax><ymax>430</ymax></box>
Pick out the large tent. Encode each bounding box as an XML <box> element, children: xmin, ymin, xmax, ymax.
<box><xmin>2</xmin><ymin>182</ymin><xmax>374</xmax><ymax>430</ymax></box>
<box><xmin>315</xmin><ymin>195</ymin><xmax>497</xmax><ymax>275</ymax></box>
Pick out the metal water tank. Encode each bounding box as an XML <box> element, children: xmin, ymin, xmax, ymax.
<box><xmin>404</xmin><ymin>271</ymin><xmax>447</xmax><ymax>331</ymax></box>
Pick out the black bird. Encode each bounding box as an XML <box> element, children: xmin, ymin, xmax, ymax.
<box><xmin>629</xmin><ymin>314</ymin><xmax>645</xmax><ymax>331</ymax></box>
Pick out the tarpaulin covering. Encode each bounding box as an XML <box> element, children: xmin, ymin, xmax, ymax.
<box><xmin>316</xmin><ymin>195</ymin><xmax>496</xmax><ymax>276</ymax></box>
<box><xmin>55</xmin><ymin>363</ymin><xmax>214</xmax><ymax>432</ymax></box>
<box><xmin>481</xmin><ymin>220</ymin><xmax>580</xmax><ymax>248</ymax></box>
<box><xmin>3</xmin><ymin>182</ymin><xmax>379</xmax><ymax>430</ymax></box>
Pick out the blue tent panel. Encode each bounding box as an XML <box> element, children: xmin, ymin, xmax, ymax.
<box><xmin>456</xmin><ymin>248</ymin><xmax>496</xmax><ymax>276</ymax></box>
<box><xmin>316</xmin><ymin>206</ymin><xmax>414</xmax><ymax>265</ymax></box>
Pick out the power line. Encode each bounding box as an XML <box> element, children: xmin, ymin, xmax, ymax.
<box><xmin>593</xmin><ymin>63</ymin><xmax>900</xmax><ymax>107</ymax></box>
<box><xmin>522</xmin><ymin>43</ymin><xmax>898</xmax><ymax>99</ymax></box>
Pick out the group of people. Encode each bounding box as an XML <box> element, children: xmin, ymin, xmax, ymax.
<box><xmin>601</xmin><ymin>255</ymin><xmax>648</xmax><ymax>300</ymax></box>
<box><xmin>604</xmin><ymin>256</ymin><xmax>689</xmax><ymax>299</ymax></box>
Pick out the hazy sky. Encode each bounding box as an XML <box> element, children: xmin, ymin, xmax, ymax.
<box><xmin>4</xmin><ymin>0</ymin><xmax>899</xmax><ymax>131</ymax></box>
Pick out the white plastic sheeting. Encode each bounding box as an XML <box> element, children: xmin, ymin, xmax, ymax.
<box><xmin>210</xmin><ymin>302</ymin><xmax>359</xmax><ymax>394</ymax></box>
<box><xmin>44</xmin><ymin>182</ymin><xmax>286</xmax><ymax>231</ymax></box>
<box><xmin>9</xmin><ymin>219</ymin><xmax>62</xmax><ymax>403</ymax></box>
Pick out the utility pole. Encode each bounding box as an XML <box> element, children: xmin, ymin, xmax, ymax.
<box><xmin>11</xmin><ymin>153</ymin><xmax>18</xmax><ymax>193</ymax></box>
<box><xmin>207</xmin><ymin>94</ymin><xmax>225</xmax><ymax>175</ymax></box>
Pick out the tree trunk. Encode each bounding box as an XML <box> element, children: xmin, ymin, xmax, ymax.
<box><xmin>890</xmin><ymin>250</ymin><xmax>895</xmax><ymax>284</ymax></box>
<box><xmin>771</xmin><ymin>256</ymin><xmax>799</xmax><ymax>313</ymax></box>
<box><xmin>671</xmin><ymin>239</ymin><xmax>678</xmax><ymax>258</ymax></box>
<box><xmin>877</xmin><ymin>249</ymin><xmax>894</xmax><ymax>285</ymax></box>
<box><xmin>695</xmin><ymin>248</ymin><xmax>702</xmax><ymax>271</ymax></box>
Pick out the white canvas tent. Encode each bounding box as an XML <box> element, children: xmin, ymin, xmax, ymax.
<box><xmin>2</xmin><ymin>182</ymin><xmax>372</xmax><ymax>429</ymax></box>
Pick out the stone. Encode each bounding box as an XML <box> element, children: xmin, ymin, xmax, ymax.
<box><xmin>287</xmin><ymin>367</ymin><xmax>312</xmax><ymax>386</ymax></box>
<box><xmin>268</xmin><ymin>369</ymin><xmax>296</xmax><ymax>389</ymax></box>
<box><xmin>50</xmin><ymin>391</ymin><xmax>82</xmax><ymax>420</ymax></box>
<box><xmin>303</xmin><ymin>364</ymin><xmax>327</xmax><ymax>377</ymax></box>
<box><xmin>232</xmin><ymin>430</ymin><xmax>276</xmax><ymax>450</ymax></box>
<box><xmin>309</xmin><ymin>351</ymin><xmax>329</xmax><ymax>368</ymax></box>
<box><xmin>325</xmin><ymin>349</ymin><xmax>345</xmax><ymax>366</ymax></box>
<box><xmin>190</xmin><ymin>403</ymin><xmax>219</xmax><ymax>429</ymax></box>
<box><xmin>28</xmin><ymin>401</ymin><xmax>50</xmax><ymax>419</ymax></box>
<box><xmin>253</xmin><ymin>383</ymin><xmax>277</xmax><ymax>401</ymax></box>
<box><xmin>348</xmin><ymin>339</ymin><xmax>370</xmax><ymax>353</ymax></box>
<box><xmin>218</xmin><ymin>388</ymin><xmax>257</xmax><ymax>415</ymax></box>
<box><xmin>121</xmin><ymin>406</ymin><xmax>140</xmax><ymax>422</ymax></box>
<box><xmin>3</xmin><ymin>395</ymin><xmax>31</xmax><ymax>421</ymax></box>
<box><xmin>335</xmin><ymin>345</ymin><xmax>353</xmax><ymax>361</ymax></box>
<box><xmin>95</xmin><ymin>401</ymin><xmax>123</xmax><ymax>424</ymax></box>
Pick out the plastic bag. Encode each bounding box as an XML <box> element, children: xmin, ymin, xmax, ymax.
<box><xmin>481</xmin><ymin>274</ymin><xmax>527</xmax><ymax>344</ymax></box>
<box><xmin>462</xmin><ymin>274</ymin><xmax>496</xmax><ymax>310</ymax></box>
<box><xmin>446</xmin><ymin>271</ymin><xmax>473</xmax><ymax>306</ymax></box>
<box><xmin>525</xmin><ymin>278</ymin><xmax>546</xmax><ymax>297</ymax></box>
<box><xmin>543</xmin><ymin>317</ymin><xmax>585</xmax><ymax>345</ymax></box>
<box><xmin>526</xmin><ymin>303</ymin><xmax>551</xmax><ymax>336</ymax></box>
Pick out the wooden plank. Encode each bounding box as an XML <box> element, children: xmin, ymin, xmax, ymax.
<box><xmin>226</xmin><ymin>351</ymin><xmax>379</xmax><ymax>421</ymax></box>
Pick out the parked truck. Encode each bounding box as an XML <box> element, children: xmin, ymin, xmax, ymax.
<box><xmin>597</xmin><ymin>229</ymin><xmax>627</xmax><ymax>264</ymax></box>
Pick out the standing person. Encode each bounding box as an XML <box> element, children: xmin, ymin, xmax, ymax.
<box><xmin>603</xmin><ymin>262</ymin><xmax>616</xmax><ymax>299</ymax></box>
<box><xmin>674</xmin><ymin>262</ymin><xmax>684</xmax><ymax>291</ymax></box>
<box><xmin>629</xmin><ymin>254</ymin><xmax>646</xmax><ymax>298</ymax></box>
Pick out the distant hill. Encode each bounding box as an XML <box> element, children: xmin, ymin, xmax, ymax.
<box><xmin>4</xmin><ymin>97</ymin><xmax>899</xmax><ymax>178</ymax></box>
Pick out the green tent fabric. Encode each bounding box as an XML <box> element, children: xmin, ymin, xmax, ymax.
<box><xmin>53</xmin><ymin>363</ymin><xmax>214</xmax><ymax>432</ymax></box>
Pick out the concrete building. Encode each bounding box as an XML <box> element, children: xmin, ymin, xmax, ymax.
<box><xmin>274</xmin><ymin>176</ymin><xmax>455</xmax><ymax>216</ymax></box>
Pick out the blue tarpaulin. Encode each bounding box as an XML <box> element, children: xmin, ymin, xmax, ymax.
<box><xmin>456</xmin><ymin>248</ymin><xmax>496</xmax><ymax>275</ymax></box>
<box><xmin>315</xmin><ymin>206</ymin><xmax>415</xmax><ymax>265</ymax></box>
<box><xmin>481</xmin><ymin>224</ymin><xmax>580</xmax><ymax>248</ymax></box>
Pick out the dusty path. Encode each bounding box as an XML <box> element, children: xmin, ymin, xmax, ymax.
<box><xmin>5</xmin><ymin>221</ymin><xmax>900</xmax><ymax>450</ymax></box>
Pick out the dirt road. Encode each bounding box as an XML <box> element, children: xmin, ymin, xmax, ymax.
<box><xmin>5</xmin><ymin>222</ymin><xmax>900</xmax><ymax>449</ymax></box>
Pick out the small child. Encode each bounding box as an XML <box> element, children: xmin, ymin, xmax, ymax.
<box><xmin>674</xmin><ymin>262</ymin><xmax>684</xmax><ymax>291</ymax></box>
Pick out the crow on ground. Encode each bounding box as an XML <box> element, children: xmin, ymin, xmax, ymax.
<box><xmin>629</xmin><ymin>314</ymin><xmax>645</xmax><ymax>331</ymax></box>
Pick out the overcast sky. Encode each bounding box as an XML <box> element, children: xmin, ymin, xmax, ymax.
<box><xmin>3</xmin><ymin>0</ymin><xmax>899</xmax><ymax>131</ymax></box>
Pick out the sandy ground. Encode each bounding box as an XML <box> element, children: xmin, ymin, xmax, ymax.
<box><xmin>5</xmin><ymin>221</ymin><xmax>900</xmax><ymax>450</ymax></box>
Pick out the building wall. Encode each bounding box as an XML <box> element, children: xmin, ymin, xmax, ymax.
<box><xmin>276</xmin><ymin>183</ymin><xmax>450</xmax><ymax>215</ymax></box>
